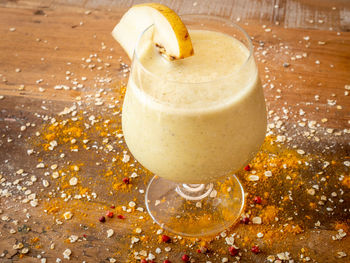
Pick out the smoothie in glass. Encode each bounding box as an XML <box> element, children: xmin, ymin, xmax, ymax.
<box><xmin>122</xmin><ymin>29</ymin><xmax>266</xmax><ymax>184</ymax></box>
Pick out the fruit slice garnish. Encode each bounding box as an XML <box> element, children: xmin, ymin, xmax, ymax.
<box><xmin>112</xmin><ymin>3</ymin><xmax>193</xmax><ymax>60</ymax></box>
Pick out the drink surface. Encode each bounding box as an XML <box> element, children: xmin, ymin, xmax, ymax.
<box><xmin>140</xmin><ymin>30</ymin><xmax>248</xmax><ymax>83</ymax></box>
<box><xmin>122</xmin><ymin>29</ymin><xmax>267</xmax><ymax>183</ymax></box>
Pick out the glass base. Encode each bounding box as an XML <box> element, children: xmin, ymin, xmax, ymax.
<box><xmin>145</xmin><ymin>175</ymin><xmax>245</xmax><ymax>237</ymax></box>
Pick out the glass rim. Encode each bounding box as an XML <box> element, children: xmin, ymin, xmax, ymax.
<box><xmin>133</xmin><ymin>14</ymin><xmax>254</xmax><ymax>85</ymax></box>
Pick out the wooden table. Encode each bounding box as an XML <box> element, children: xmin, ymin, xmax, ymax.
<box><xmin>0</xmin><ymin>0</ymin><xmax>349</xmax><ymax>262</ymax></box>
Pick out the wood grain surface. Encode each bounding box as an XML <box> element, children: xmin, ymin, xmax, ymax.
<box><xmin>0</xmin><ymin>0</ymin><xmax>349</xmax><ymax>262</ymax></box>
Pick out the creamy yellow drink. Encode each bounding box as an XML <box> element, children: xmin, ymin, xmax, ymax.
<box><xmin>122</xmin><ymin>29</ymin><xmax>266</xmax><ymax>184</ymax></box>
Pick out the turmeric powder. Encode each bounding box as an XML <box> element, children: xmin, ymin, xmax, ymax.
<box><xmin>27</xmin><ymin>91</ymin><xmax>349</xmax><ymax>262</ymax></box>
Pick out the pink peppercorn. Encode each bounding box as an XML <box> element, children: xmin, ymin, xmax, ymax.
<box><xmin>99</xmin><ymin>216</ymin><xmax>106</xmax><ymax>223</ymax></box>
<box><xmin>122</xmin><ymin>177</ymin><xmax>130</xmax><ymax>184</ymax></box>
<box><xmin>229</xmin><ymin>246</ymin><xmax>239</xmax><ymax>256</ymax></box>
<box><xmin>181</xmin><ymin>254</ymin><xmax>190</xmax><ymax>262</ymax></box>
<box><xmin>117</xmin><ymin>214</ymin><xmax>125</xmax><ymax>219</ymax></box>
<box><xmin>197</xmin><ymin>246</ymin><xmax>208</xmax><ymax>253</ymax></box>
<box><xmin>253</xmin><ymin>196</ymin><xmax>262</xmax><ymax>204</ymax></box>
<box><xmin>163</xmin><ymin>260</ymin><xmax>171</xmax><ymax>263</ymax></box>
<box><xmin>241</xmin><ymin>217</ymin><xmax>250</xmax><ymax>224</ymax></box>
<box><xmin>251</xmin><ymin>245</ymin><xmax>260</xmax><ymax>254</ymax></box>
<box><xmin>106</xmin><ymin>211</ymin><xmax>114</xmax><ymax>218</ymax></box>
<box><xmin>244</xmin><ymin>165</ymin><xmax>251</xmax><ymax>171</ymax></box>
<box><xmin>162</xmin><ymin>235</ymin><xmax>171</xmax><ymax>243</ymax></box>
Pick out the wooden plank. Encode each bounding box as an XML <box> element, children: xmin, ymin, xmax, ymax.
<box><xmin>1</xmin><ymin>0</ymin><xmax>350</xmax><ymax>31</ymax></box>
<box><xmin>0</xmin><ymin>1</ymin><xmax>349</xmax><ymax>263</ymax></box>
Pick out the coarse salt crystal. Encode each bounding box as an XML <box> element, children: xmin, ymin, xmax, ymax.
<box><xmin>63</xmin><ymin>249</ymin><xmax>71</xmax><ymax>259</ymax></box>
<box><xmin>264</xmin><ymin>171</ymin><xmax>272</xmax><ymax>177</ymax></box>
<box><xmin>252</xmin><ymin>217</ymin><xmax>262</xmax><ymax>224</ymax></box>
<box><xmin>63</xmin><ymin>211</ymin><xmax>73</xmax><ymax>220</ymax></box>
<box><xmin>209</xmin><ymin>189</ymin><xmax>217</xmax><ymax>198</ymax></box>
<box><xmin>248</xmin><ymin>175</ymin><xmax>259</xmax><ymax>181</ymax></box>
<box><xmin>225</xmin><ymin>236</ymin><xmax>234</xmax><ymax>245</ymax></box>
<box><xmin>21</xmin><ymin>247</ymin><xmax>29</xmax><ymax>254</ymax></box>
<box><xmin>69</xmin><ymin>177</ymin><xmax>78</xmax><ymax>186</ymax></box>
<box><xmin>52</xmin><ymin>172</ymin><xmax>59</xmax><ymax>179</ymax></box>
<box><xmin>107</xmin><ymin>229</ymin><xmax>114</xmax><ymax>238</ymax></box>
<box><xmin>257</xmin><ymin>232</ymin><xmax>264</xmax><ymax>238</ymax></box>
<box><xmin>122</xmin><ymin>154</ymin><xmax>130</xmax><ymax>163</ymax></box>
<box><xmin>147</xmin><ymin>253</ymin><xmax>156</xmax><ymax>260</ymax></box>
<box><xmin>30</xmin><ymin>200</ymin><xmax>38</xmax><ymax>207</ymax></box>
<box><xmin>42</xmin><ymin>180</ymin><xmax>50</xmax><ymax>187</ymax></box>
<box><xmin>297</xmin><ymin>149</ymin><xmax>305</xmax><ymax>155</ymax></box>
<box><xmin>69</xmin><ymin>235</ymin><xmax>78</xmax><ymax>243</ymax></box>
<box><xmin>130</xmin><ymin>172</ymin><xmax>138</xmax><ymax>178</ymax></box>
<box><xmin>337</xmin><ymin>251</ymin><xmax>347</xmax><ymax>258</ymax></box>
<box><xmin>307</xmin><ymin>188</ymin><xmax>315</xmax><ymax>195</ymax></box>
<box><xmin>31</xmin><ymin>176</ymin><xmax>37</xmax><ymax>182</ymax></box>
<box><xmin>36</xmin><ymin>163</ymin><xmax>45</xmax><ymax>168</ymax></box>
<box><xmin>277</xmin><ymin>252</ymin><xmax>290</xmax><ymax>260</ymax></box>
<box><xmin>28</xmin><ymin>194</ymin><xmax>36</xmax><ymax>200</ymax></box>
<box><xmin>131</xmin><ymin>236</ymin><xmax>139</xmax><ymax>244</ymax></box>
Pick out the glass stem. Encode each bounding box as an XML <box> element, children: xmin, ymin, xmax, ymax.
<box><xmin>175</xmin><ymin>183</ymin><xmax>213</xmax><ymax>200</ymax></box>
